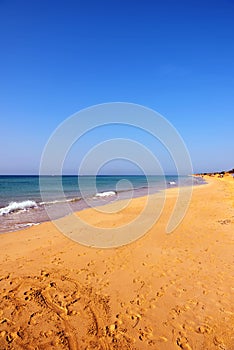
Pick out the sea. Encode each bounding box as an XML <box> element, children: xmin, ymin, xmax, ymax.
<box><xmin>0</xmin><ymin>175</ymin><xmax>206</xmax><ymax>233</ymax></box>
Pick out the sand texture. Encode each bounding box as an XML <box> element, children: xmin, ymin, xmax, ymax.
<box><xmin>0</xmin><ymin>176</ymin><xmax>233</xmax><ymax>349</ymax></box>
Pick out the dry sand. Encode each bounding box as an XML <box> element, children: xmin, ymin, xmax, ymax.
<box><xmin>0</xmin><ymin>175</ymin><xmax>233</xmax><ymax>349</ymax></box>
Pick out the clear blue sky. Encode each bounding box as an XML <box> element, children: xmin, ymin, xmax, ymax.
<box><xmin>0</xmin><ymin>0</ymin><xmax>233</xmax><ymax>174</ymax></box>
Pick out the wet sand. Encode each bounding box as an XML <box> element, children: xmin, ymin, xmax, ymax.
<box><xmin>0</xmin><ymin>175</ymin><xmax>233</xmax><ymax>349</ymax></box>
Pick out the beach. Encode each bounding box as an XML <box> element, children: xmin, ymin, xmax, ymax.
<box><xmin>0</xmin><ymin>175</ymin><xmax>233</xmax><ymax>349</ymax></box>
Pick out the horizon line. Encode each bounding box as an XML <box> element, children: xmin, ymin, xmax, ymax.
<box><xmin>0</xmin><ymin>173</ymin><xmax>190</xmax><ymax>176</ymax></box>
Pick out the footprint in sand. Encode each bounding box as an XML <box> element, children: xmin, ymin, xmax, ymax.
<box><xmin>196</xmin><ymin>324</ymin><xmax>213</xmax><ymax>335</ymax></box>
<box><xmin>218</xmin><ymin>219</ymin><xmax>231</xmax><ymax>225</ymax></box>
<box><xmin>176</xmin><ymin>335</ymin><xmax>192</xmax><ymax>350</ymax></box>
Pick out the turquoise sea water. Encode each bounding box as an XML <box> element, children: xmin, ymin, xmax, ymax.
<box><xmin>0</xmin><ymin>175</ymin><xmax>205</xmax><ymax>233</ymax></box>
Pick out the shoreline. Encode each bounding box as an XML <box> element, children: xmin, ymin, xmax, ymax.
<box><xmin>0</xmin><ymin>175</ymin><xmax>233</xmax><ymax>349</ymax></box>
<box><xmin>0</xmin><ymin>175</ymin><xmax>206</xmax><ymax>236</ymax></box>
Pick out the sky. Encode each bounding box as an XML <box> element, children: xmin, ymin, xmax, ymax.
<box><xmin>0</xmin><ymin>0</ymin><xmax>233</xmax><ymax>174</ymax></box>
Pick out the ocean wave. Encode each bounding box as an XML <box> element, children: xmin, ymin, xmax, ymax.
<box><xmin>0</xmin><ymin>200</ymin><xmax>38</xmax><ymax>216</ymax></box>
<box><xmin>168</xmin><ymin>181</ymin><xmax>176</xmax><ymax>185</ymax></box>
<box><xmin>94</xmin><ymin>191</ymin><xmax>117</xmax><ymax>198</ymax></box>
<box><xmin>40</xmin><ymin>197</ymin><xmax>81</xmax><ymax>205</ymax></box>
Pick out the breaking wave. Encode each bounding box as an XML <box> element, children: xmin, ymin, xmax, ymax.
<box><xmin>94</xmin><ymin>191</ymin><xmax>117</xmax><ymax>198</ymax></box>
<box><xmin>0</xmin><ymin>200</ymin><xmax>38</xmax><ymax>216</ymax></box>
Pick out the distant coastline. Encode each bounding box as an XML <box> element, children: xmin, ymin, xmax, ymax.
<box><xmin>195</xmin><ymin>167</ymin><xmax>234</xmax><ymax>178</ymax></box>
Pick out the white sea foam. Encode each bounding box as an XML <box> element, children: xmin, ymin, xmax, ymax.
<box><xmin>0</xmin><ymin>200</ymin><xmax>38</xmax><ymax>216</ymax></box>
<box><xmin>17</xmin><ymin>222</ymin><xmax>40</xmax><ymax>228</ymax></box>
<box><xmin>169</xmin><ymin>181</ymin><xmax>176</xmax><ymax>185</ymax></box>
<box><xmin>40</xmin><ymin>197</ymin><xmax>81</xmax><ymax>205</ymax></box>
<box><xmin>95</xmin><ymin>191</ymin><xmax>116</xmax><ymax>198</ymax></box>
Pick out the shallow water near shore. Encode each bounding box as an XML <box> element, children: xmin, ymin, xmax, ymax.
<box><xmin>0</xmin><ymin>175</ymin><xmax>205</xmax><ymax>233</ymax></box>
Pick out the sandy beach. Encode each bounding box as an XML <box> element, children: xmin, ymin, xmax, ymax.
<box><xmin>0</xmin><ymin>175</ymin><xmax>233</xmax><ymax>350</ymax></box>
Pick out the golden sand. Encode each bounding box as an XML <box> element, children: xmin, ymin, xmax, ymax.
<box><xmin>0</xmin><ymin>176</ymin><xmax>233</xmax><ymax>349</ymax></box>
